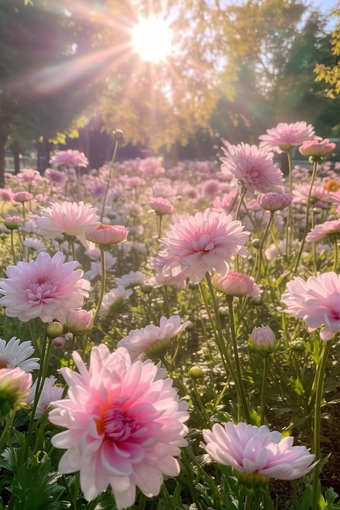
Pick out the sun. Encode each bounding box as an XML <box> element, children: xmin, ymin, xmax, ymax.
<box><xmin>131</xmin><ymin>15</ymin><xmax>173</xmax><ymax>63</ymax></box>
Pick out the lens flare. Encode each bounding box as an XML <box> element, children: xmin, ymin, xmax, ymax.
<box><xmin>131</xmin><ymin>16</ymin><xmax>173</xmax><ymax>63</ymax></box>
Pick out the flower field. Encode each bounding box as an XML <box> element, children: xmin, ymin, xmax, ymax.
<box><xmin>0</xmin><ymin>123</ymin><xmax>340</xmax><ymax>510</ymax></box>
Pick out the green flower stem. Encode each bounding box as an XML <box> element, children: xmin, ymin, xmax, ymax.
<box><xmin>311</xmin><ymin>339</ymin><xmax>333</xmax><ymax>510</ymax></box>
<box><xmin>285</xmin><ymin>150</ymin><xmax>293</xmax><ymax>258</ymax></box>
<box><xmin>244</xmin><ymin>495</ymin><xmax>253</xmax><ymax>510</ymax></box>
<box><xmin>235</xmin><ymin>186</ymin><xmax>247</xmax><ymax>222</ymax></box>
<box><xmin>226</xmin><ymin>295</ymin><xmax>251</xmax><ymax>423</ymax></box>
<box><xmin>256</xmin><ymin>211</ymin><xmax>274</xmax><ymax>282</ymax></box>
<box><xmin>333</xmin><ymin>239</ymin><xmax>338</xmax><ymax>272</ymax></box>
<box><xmin>260</xmin><ymin>356</ymin><xmax>268</xmax><ymax>425</ymax></box>
<box><xmin>61</xmin><ymin>476</ymin><xmax>76</xmax><ymax>510</ymax></box>
<box><xmin>10</xmin><ymin>230</ymin><xmax>16</xmax><ymax>264</ymax></box>
<box><xmin>162</xmin><ymin>483</ymin><xmax>174</xmax><ymax>510</ymax></box>
<box><xmin>203</xmin><ymin>274</ymin><xmax>239</xmax><ymax>388</ymax></box>
<box><xmin>73</xmin><ymin>472</ymin><xmax>80</xmax><ymax>509</ymax></box>
<box><xmin>25</xmin><ymin>324</ymin><xmax>49</xmax><ymax>456</ymax></box>
<box><xmin>0</xmin><ymin>407</ymin><xmax>16</xmax><ymax>452</ymax></box>
<box><xmin>92</xmin><ymin>245</ymin><xmax>107</xmax><ymax>326</ymax></box>
<box><xmin>293</xmin><ymin>160</ymin><xmax>318</xmax><ymax>274</ymax></box>
<box><xmin>158</xmin><ymin>213</ymin><xmax>163</xmax><ymax>240</ymax></box>
<box><xmin>100</xmin><ymin>140</ymin><xmax>119</xmax><ymax>222</ymax></box>
<box><xmin>192</xmin><ymin>379</ymin><xmax>211</xmax><ymax>426</ymax></box>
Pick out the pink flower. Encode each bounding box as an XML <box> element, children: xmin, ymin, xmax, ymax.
<box><xmin>139</xmin><ymin>157</ymin><xmax>165</xmax><ymax>177</ymax></box>
<box><xmin>85</xmin><ymin>224</ymin><xmax>129</xmax><ymax>245</ymax></box>
<box><xmin>49</xmin><ymin>345</ymin><xmax>189</xmax><ymax>507</ymax></box>
<box><xmin>299</xmin><ymin>138</ymin><xmax>336</xmax><ymax>158</ymax></box>
<box><xmin>306</xmin><ymin>219</ymin><xmax>340</xmax><ymax>243</ymax></box>
<box><xmin>65</xmin><ymin>309</ymin><xmax>93</xmax><ymax>334</ymax></box>
<box><xmin>0</xmin><ymin>188</ymin><xmax>13</xmax><ymax>202</ymax></box>
<box><xmin>53</xmin><ymin>336</ymin><xmax>67</xmax><ymax>349</ymax></box>
<box><xmin>117</xmin><ymin>316</ymin><xmax>190</xmax><ymax>360</ymax></box>
<box><xmin>150</xmin><ymin>197</ymin><xmax>174</xmax><ymax>215</ymax></box>
<box><xmin>4</xmin><ymin>215</ymin><xmax>23</xmax><ymax>230</ymax></box>
<box><xmin>212</xmin><ymin>271</ymin><xmax>255</xmax><ymax>297</ymax></box>
<box><xmin>25</xmin><ymin>376</ymin><xmax>63</xmax><ymax>418</ymax></box>
<box><xmin>258</xmin><ymin>193</ymin><xmax>293</xmax><ymax>211</ymax></box>
<box><xmin>220</xmin><ymin>142</ymin><xmax>284</xmax><ymax>194</ymax></box>
<box><xmin>44</xmin><ymin>168</ymin><xmax>68</xmax><ymax>187</ymax></box>
<box><xmin>250</xmin><ymin>326</ymin><xmax>276</xmax><ymax>352</ymax></box>
<box><xmin>160</xmin><ymin>209</ymin><xmax>249</xmax><ymax>283</ymax></box>
<box><xmin>50</xmin><ymin>150</ymin><xmax>88</xmax><ymax>168</ymax></box>
<box><xmin>0</xmin><ymin>367</ymin><xmax>32</xmax><ymax>415</ymax></box>
<box><xmin>0</xmin><ymin>252</ymin><xmax>90</xmax><ymax>323</ymax></box>
<box><xmin>259</xmin><ymin>122</ymin><xmax>316</xmax><ymax>153</ymax></box>
<box><xmin>201</xmin><ymin>179</ymin><xmax>220</xmax><ymax>197</ymax></box>
<box><xmin>293</xmin><ymin>185</ymin><xmax>331</xmax><ymax>205</ymax></box>
<box><xmin>13</xmin><ymin>191</ymin><xmax>33</xmax><ymax>203</ymax></box>
<box><xmin>182</xmin><ymin>185</ymin><xmax>200</xmax><ymax>200</ymax></box>
<box><xmin>89</xmin><ymin>184</ymin><xmax>107</xmax><ymax>200</ymax></box>
<box><xmin>281</xmin><ymin>272</ymin><xmax>340</xmax><ymax>340</ymax></box>
<box><xmin>36</xmin><ymin>201</ymin><xmax>100</xmax><ymax>247</ymax></box>
<box><xmin>17</xmin><ymin>168</ymin><xmax>41</xmax><ymax>185</ymax></box>
<box><xmin>202</xmin><ymin>422</ymin><xmax>315</xmax><ymax>482</ymax></box>
<box><xmin>212</xmin><ymin>193</ymin><xmax>237</xmax><ymax>213</ymax></box>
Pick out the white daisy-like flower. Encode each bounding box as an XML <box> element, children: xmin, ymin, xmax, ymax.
<box><xmin>25</xmin><ymin>376</ymin><xmax>63</xmax><ymax>418</ymax></box>
<box><xmin>115</xmin><ymin>271</ymin><xmax>146</xmax><ymax>289</ymax></box>
<box><xmin>84</xmin><ymin>253</ymin><xmax>117</xmax><ymax>281</ymax></box>
<box><xmin>100</xmin><ymin>286</ymin><xmax>133</xmax><ymax>315</ymax></box>
<box><xmin>23</xmin><ymin>237</ymin><xmax>46</xmax><ymax>252</ymax></box>
<box><xmin>0</xmin><ymin>337</ymin><xmax>40</xmax><ymax>372</ymax></box>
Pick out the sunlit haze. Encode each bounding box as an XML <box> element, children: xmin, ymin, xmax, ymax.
<box><xmin>131</xmin><ymin>15</ymin><xmax>173</xmax><ymax>63</ymax></box>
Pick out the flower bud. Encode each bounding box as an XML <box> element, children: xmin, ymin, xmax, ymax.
<box><xmin>188</xmin><ymin>282</ymin><xmax>199</xmax><ymax>290</ymax></box>
<box><xmin>85</xmin><ymin>224</ymin><xmax>129</xmax><ymax>245</ymax></box>
<box><xmin>0</xmin><ymin>368</ymin><xmax>32</xmax><ymax>417</ymax></box>
<box><xmin>213</xmin><ymin>271</ymin><xmax>254</xmax><ymax>297</ymax></box>
<box><xmin>46</xmin><ymin>321</ymin><xmax>63</xmax><ymax>339</ymax></box>
<box><xmin>252</xmin><ymin>239</ymin><xmax>261</xmax><ymax>249</ymax></box>
<box><xmin>53</xmin><ymin>336</ymin><xmax>67</xmax><ymax>349</ymax></box>
<box><xmin>141</xmin><ymin>284</ymin><xmax>153</xmax><ymax>295</ymax></box>
<box><xmin>291</xmin><ymin>340</ymin><xmax>305</xmax><ymax>352</ymax></box>
<box><xmin>249</xmin><ymin>326</ymin><xmax>276</xmax><ymax>355</ymax></box>
<box><xmin>4</xmin><ymin>215</ymin><xmax>23</xmax><ymax>230</ymax></box>
<box><xmin>185</xmin><ymin>321</ymin><xmax>195</xmax><ymax>332</ymax></box>
<box><xmin>113</xmin><ymin>129</ymin><xmax>124</xmax><ymax>141</ymax></box>
<box><xmin>188</xmin><ymin>366</ymin><xmax>203</xmax><ymax>380</ymax></box>
<box><xmin>257</xmin><ymin>193</ymin><xmax>293</xmax><ymax>212</ymax></box>
<box><xmin>218</xmin><ymin>306</ymin><xmax>229</xmax><ymax>317</ymax></box>
<box><xmin>66</xmin><ymin>309</ymin><xmax>93</xmax><ymax>334</ymax></box>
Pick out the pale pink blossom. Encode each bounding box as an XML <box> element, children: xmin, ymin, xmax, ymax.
<box><xmin>306</xmin><ymin>219</ymin><xmax>340</xmax><ymax>242</ymax></box>
<box><xmin>281</xmin><ymin>272</ymin><xmax>340</xmax><ymax>340</ymax></box>
<box><xmin>203</xmin><ymin>422</ymin><xmax>315</xmax><ymax>481</ymax></box>
<box><xmin>53</xmin><ymin>336</ymin><xmax>67</xmax><ymax>349</ymax></box>
<box><xmin>259</xmin><ymin>122</ymin><xmax>316</xmax><ymax>153</ymax></box>
<box><xmin>212</xmin><ymin>193</ymin><xmax>237</xmax><ymax>213</ymax></box>
<box><xmin>299</xmin><ymin>138</ymin><xmax>336</xmax><ymax>158</ymax></box>
<box><xmin>0</xmin><ymin>252</ymin><xmax>90</xmax><ymax>323</ymax></box>
<box><xmin>44</xmin><ymin>168</ymin><xmax>68</xmax><ymax>187</ymax></box>
<box><xmin>13</xmin><ymin>191</ymin><xmax>33</xmax><ymax>203</ymax></box>
<box><xmin>100</xmin><ymin>286</ymin><xmax>133</xmax><ymax>314</ymax></box>
<box><xmin>25</xmin><ymin>376</ymin><xmax>63</xmax><ymax>418</ymax></box>
<box><xmin>258</xmin><ymin>193</ymin><xmax>293</xmax><ymax>211</ymax></box>
<box><xmin>85</xmin><ymin>224</ymin><xmax>129</xmax><ymax>245</ymax></box>
<box><xmin>89</xmin><ymin>183</ymin><xmax>107</xmax><ymax>200</ymax></box>
<box><xmin>4</xmin><ymin>215</ymin><xmax>23</xmax><ymax>229</ymax></box>
<box><xmin>36</xmin><ymin>201</ymin><xmax>100</xmax><ymax>247</ymax></box>
<box><xmin>182</xmin><ymin>185</ymin><xmax>200</xmax><ymax>200</ymax></box>
<box><xmin>17</xmin><ymin>168</ymin><xmax>41</xmax><ymax>185</ymax></box>
<box><xmin>220</xmin><ymin>142</ymin><xmax>284</xmax><ymax>194</ymax></box>
<box><xmin>148</xmin><ymin>255</ymin><xmax>187</xmax><ymax>289</ymax></box>
<box><xmin>293</xmin><ymin>185</ymin><xmax>331</xmax><ymax>205</ymax></box>
<box><xmin>124</xmin><ymin>176</ymin><xmax>146</xmax><ymax>188</ymax></box>
<box><xmin>50</xmin><ymin>150</ymin><xmax>88</xmax><ymax>168</ymax></box>
<box><xmin>65</xmin><ymin>310</ymin><xmax>93</xmax><ymax>334</ymax></box>
<box><xmin>201</xmin><ymin>179</ymin><xmax>220</xmax><ymax>197</ymax></box>
<box><xmin>212</xmin><ymin>271</ymin><xmax>254</xmax><ymax>297</ymax></box>
<box><xmin>49</xmin><ymin>345</ymin><xmax>189</xmax><ymax>507</ymax></box>
<box><xmin>150</xmin><ymin>197</ymin><xmax>174</xmax><ymax>215</ymax></box>
<box><xmin>118</xmin><ymin>316</ymin><xmax>190</xmax><ymax>360</ymax></box>
<box><xmin>160</xmin><ymin>209</ymin><xmax>249</xmax><ymax>283</ymax></box>
<box><xmin>139</xmin><ymin>157</ymin><xmax>165</xmax><ymax>177</ymax></box>
<box><xmin>0</xmin><ymin>188</ymin><xmax>13</xmax><ymax>202</ymax></box>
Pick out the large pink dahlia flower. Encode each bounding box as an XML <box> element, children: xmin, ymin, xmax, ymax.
<box><xmin>220</xmin><ymin>142</ymin><xmax>284</xmax><ymax>194</ymax></box>
<box><xmin>203</xmin><ymin>422</ymin><xmax>315</xmax><ymax>482</ymax></box>
<box><xmin>281</xmin><ymin>272</ymin><xmax>340</xmax><ymax>340</ymax></box>
<box><xmin>49</xmin><ymin>345</ymin><xmax>189</xmax><ymax>508</ymax></box>
<box><xmin>0</xmin><ymin>252</ymin><xmax>90</xmax><ymax>323</ymax></box>
<box><xmin>160</xmin><ymin>209</ymin><xmax>249</xmax><ymax>283</ymax></box>
<box><xmin>259</xmin><ymin>122</ymin><xmax>316</xmax><ymax>153</ymax></box>
<box><xmin>36</xmin><ymin>201</ymin><xmax>100</xmax><ymax>248</ymax></box>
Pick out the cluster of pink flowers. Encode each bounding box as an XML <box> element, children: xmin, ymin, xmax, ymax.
<box><xmin>50</xmin><ymin>150</ymin><xmax>88</xmax><ymax>168</ymax></box>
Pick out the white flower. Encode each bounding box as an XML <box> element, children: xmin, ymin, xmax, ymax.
<box><xmin>23</xmin><ymin>237</ymin><xmax>46</xmax><ymax>252</ymax></box>
<box><xmin>25</xmin><ymin>376</ymin><xmax>63</xmax><ymax>418</ymax></box>
<box><xmin>100</xmin><ymin>286</ymin><xmax>133</xmax><ymax>315</ymax></box>
<box><xmin>0</xmin><ymin>337</ymin><xmax>39</xmax><ymax>372</ymax></box>
<box><xmin>84</xmin><ymin>253</ymin><xmax>117</xmax><ymax>281</ymax></box>
<box><xmin>115</xmin><ymin>271</ymin><xmax>146</xmax><ymax>289</ymax></box>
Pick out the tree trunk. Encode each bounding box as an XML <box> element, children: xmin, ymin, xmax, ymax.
<box><xmin>0</xmin><ymin>127</ymin><xmax>9</xmax><ymax>188</ymax></box>
<box><xmin>10</xmin><ymin>141</ymin><xmax>21</xmax><ymax>174</ymax></box>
